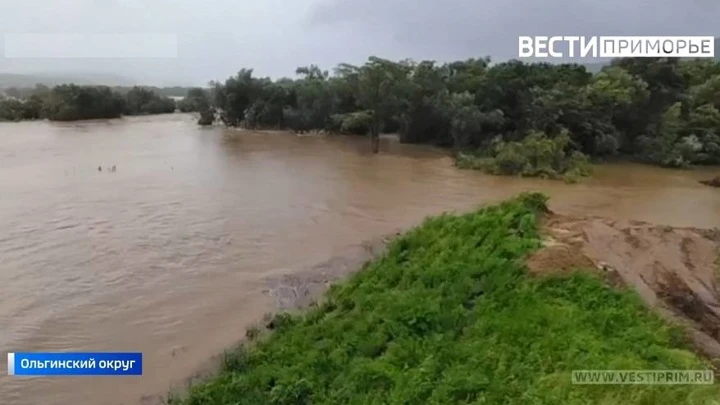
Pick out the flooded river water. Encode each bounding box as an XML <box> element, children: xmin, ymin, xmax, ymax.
<box><xmin>1</xmin><ymin>113</ymin><xmax>718</xmax><ymax>405</ymax></box>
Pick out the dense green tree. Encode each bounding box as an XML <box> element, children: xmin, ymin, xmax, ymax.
<box><xmin>680</xmin><ymin>104</ymin><xmax>720</xmax><ymax>164</ymax></box>
<box><xmin>177</xmin><ymin>87</ymin><xmax>215</xmax><ymax>126</ymax></box>
<box><xmin>586</xmin><ymin>66</ymin><xmax>650</xmax><ymax>152</ymax></box>
<box><xmin>332</xmin><ymin>110</ymin><xmax>373</xmax><ymax>135</ymax></box>
<box><xmin>0</xmin><ymin>99</ymin><xmax>32</xmax><ymax>121</ymax></box>
<box><xmin>678</xmin><ymin>59</ymin><xmax>720</xmax><ymax>87</ymax></box>
<box><xmin>124</xmin><ymin>87</ymin><xmax>176</xmax><ymax>115</ymax></box>
<box><xmin>690</xmin><ymin>75</ymin><xmax>720</xmax><ymax>110</ymax></box>
<box><xmin>212</xmin><ymin>69</ymin><xmax>266</xmax><ymax>127</ymax></box>
<box><xmin>445</xmin><ymin>58</ymin><xmax>490</xmax><ymax>94</ymax></box>
<box><xmin>285</xmin><ymin>66</ymin><xmax>333</xmax><ymax>132</ymax></box>
<box><xmin>177</xmin><ymin>88</ymin><xmax>209</xmax><ymax>112</ymax></box>
<box><xmin>198</xmin><ymin>108</ymin><xmax>215</xmax><ymax>126</ymax></box>
<box><xmin>245</xmin><ymin>78</ymin><xmax>291</xmax><ymax>128</ymax></box>
<box><xmin>43</xmin><ymin>85</ymin><xmax>126</xmax><ymax>121</ymax></box>
<box><xmin>197</xmin><ymin>55</ymin><xmax>720</xmax><ymax>169</ymax></box>
<box><xmin>0</xmin><ymin>84</ymin><xmax>183</xmax><ymax>121</ymax></box>
<box><xmin>398</xmin><ymin>60</ymin><xmax>453</xmax><ymax>145</ymax></box>
<box><xmin>612</xmin><ymin>58</ymin><xmax>687</xmax><ymax>138</ymax></box>
<box><xmin>351</xmin><ymin>57</ymin><xmax>413</xmax><ymax>152</ymax></box>
<box><xmin>448</xmin><ymin>97</ymin><xmax>486</xmax><ymax>149</ymax></box>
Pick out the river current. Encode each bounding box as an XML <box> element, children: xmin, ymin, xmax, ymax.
<box><xmin>1</xmin><ymin>113</ymin><xmax>718</xmax><ymax>405</ymax></box>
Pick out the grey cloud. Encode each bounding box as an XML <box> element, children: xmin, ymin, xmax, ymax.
<box><xmin>309</xmin><ymin>0</ymin><xmax>720</xmax><ymax>61</ymax></box>
<box><xmin>0</xmin><ymin>0</ymin><xmax>718</xmax><ymax>85</ymax></box>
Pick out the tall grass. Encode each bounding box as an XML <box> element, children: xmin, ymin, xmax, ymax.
<box><xmin>173</xmin><ymin>193</ymin><xmax>718</xmax><ymax>405</ymax></box>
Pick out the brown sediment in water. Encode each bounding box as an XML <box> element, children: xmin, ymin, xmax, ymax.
<box><xmin>3</xmin><ymin>114</ymin><xmax>720</xmax><ymax>405</ymax></box>
<box><xmin>263</xmin><ymin>231</ymin><xmax>398</xmax><ymax>311</ymax></box>
<box><xmin>528</xmin><ymin>212</ymin><xmax>720</xmax><ymax>367</ymax></box>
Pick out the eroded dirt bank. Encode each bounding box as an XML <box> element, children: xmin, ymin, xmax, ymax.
<box><xmin>528</xmin><ymin>212</ymin><xmax>720</xmax><ymax>366</ymax></box>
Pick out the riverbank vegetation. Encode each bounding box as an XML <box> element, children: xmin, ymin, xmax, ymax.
<box><xmin>456</xmin><ymin>130</ymin><xmax>592</xmax><ymax>182</ymax></box>
<box><xmin>0</xmin><ymin>84</ymin><xmax>192</xmax><ymax>100</ymax></box>
<box><xmin>195</xmin><ymin>57</ymin><xmax>720</xmax><ymax>176</ymax></box>
<box><xmin>171</xmin><ymin>194</ymin><xmax>718</xmax><ymax>405</ymax></box>
<box><xmin>177</xmin><ymin>87</ymin><xmax>215</xmax><ymax>125</ymax></box>
<box><xmin>0</xmin><ymin>84</ymin><xmax>177</xmax><ymax>121</ymax></box>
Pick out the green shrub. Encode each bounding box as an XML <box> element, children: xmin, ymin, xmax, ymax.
<box><xmin>332</xmin><ymin>110</ymin><xmax>373</xmax><ymax>135</ymax></box>
<box><xmin>197</xmin><ymin>108</ymin><xmax>215</xmax><ymax>126</ymax></box>
<box><xmin>457</xmin><ymin>130</ymin><xmax>592</xmax><ymax>182</ymax></box>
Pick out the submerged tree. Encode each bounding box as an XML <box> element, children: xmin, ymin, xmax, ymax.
<box><xmin>178</xmin><ymin>87</ymin><xmax>215</xmax><ymax>126</ymax></box>
<box><xmin>124</xmin><ymin>86</ymin><xmax>176</xmax><ymax>115</ymax></box>
<box><xmin>350</xmin><ymin>57</ymin><xmax>413</xmax><ymax>152</ymax></box>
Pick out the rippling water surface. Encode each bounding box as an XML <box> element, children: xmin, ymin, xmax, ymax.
<box><xmin>1</xmin><ymin>114</ymin><xmax>718</xmax><ymax>405</ymax></box>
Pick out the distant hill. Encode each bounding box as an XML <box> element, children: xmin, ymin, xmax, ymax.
<box><xmin>0</xmin><ymin>72</ymin><xmax>136</xmax><ymax>88</ymax></box>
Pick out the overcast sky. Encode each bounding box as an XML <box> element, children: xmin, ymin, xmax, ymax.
<box><xmin>0</xmin><ymin>0</ymin><xmax>718</xmax><ymax>86</ymax></box>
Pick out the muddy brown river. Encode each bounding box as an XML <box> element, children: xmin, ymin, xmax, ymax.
<box><xmin>1</xmin><ymin>113</ymin><xmax>718</xmax><ymax>405</ymax></box>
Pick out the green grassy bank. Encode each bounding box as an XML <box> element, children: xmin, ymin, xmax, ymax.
<box><xmin>172</xmin><ymin>194</ymin><xmax>718</xmax><ymax>405</ymax></box>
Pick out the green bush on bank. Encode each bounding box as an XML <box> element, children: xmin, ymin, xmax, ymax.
<box><xmin>171</xmin><ymin>193</ymin><xmax>718</xmax><ymax>405</ymax></box>
<box><xmin>456</xmin><ymin>130</ymin><xmax>592</xmax><ymax>182</ymax></box>
<box><xmin>0</xmin><ymin>84</ymin><xmax>176</xmax><ymax>121</ymax></box>
<box><xmin>331</xmin><ymin>110</ymin><xmax>373</xmax><ymax>135</ymax></box>
<box><xmin>0</xmin><ymin>98</ymin><xmax>40</xmax><ymax>121</ymax></box>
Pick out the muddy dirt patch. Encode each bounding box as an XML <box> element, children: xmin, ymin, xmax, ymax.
<box><xmin>534</xmin><ymin>213</ymin><xmax>720</xmax><ymax>364</ymax></box>
<box><xmin>526</xmin><ymin>243</ymin><xmax>597</xmax><ymax>276</ymax></box>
